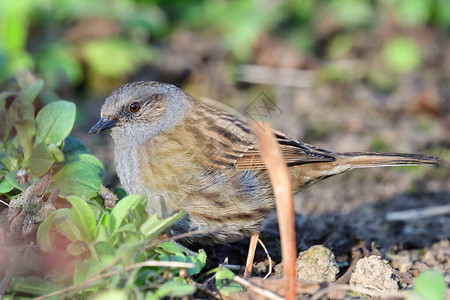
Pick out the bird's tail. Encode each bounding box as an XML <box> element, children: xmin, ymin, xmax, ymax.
<box><xmin>336</xmin><ymin>152</ymin><xmax>440</xmax><ymax>169</ymax></box>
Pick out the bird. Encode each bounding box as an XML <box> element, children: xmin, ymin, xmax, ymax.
<box><xmin>89</xmin><ymin>81</ymin><xmax>440</xmax><ymax>277</ymax></box>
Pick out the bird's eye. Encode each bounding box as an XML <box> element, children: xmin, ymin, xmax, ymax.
<box><xmin>129</xmin><ymin>102</ymin><xmax>140</xmax><ymax>113</ymax></box>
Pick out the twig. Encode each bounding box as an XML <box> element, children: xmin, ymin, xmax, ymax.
<box><xmin>257</xmin><ymin>238</ymin><xmax>273</xmax><ymax>280</ymax></box>
<box><xmin>34</xmin><ymin>261</ymin><xmax>195</xmax><ymax>300</ymax></box>
<box><xmin>244</xmin><ymin>233</ymin><xmax>259</xmax><ymax>278</ymax></box>
<box><xmin>252</xmin><ymin>123</ymin><xmax>297</xmax><ymax>300</ymax></box>
<box><xmin>221</xmin><ymin>264</ymin><xmax>242</xmax><ymax>271</ymax></box>
<box><xmin>310</xmin><ymin>283</ymin><xmax>409</xmax><ymax>300</ymax></box>
<box><xmin>187</xmin><ymin>278</ymin><xmax>222</xmax><ymax>300</ymax></box>
<box><xmin>233</xmin><ymin>276</ymin><xmax>284</xmax><ymax>300</ymax></box>
<box><xmin>385</xmin><ymin>204</ymin><xmax>450</xmax><ymax>221</ymax></box>
<box><xmin>335</xmin><ymin>251</ymin><xmax>362</xmax><ymax>284</ymax></box>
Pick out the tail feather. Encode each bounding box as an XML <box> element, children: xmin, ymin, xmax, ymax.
<box><xmin>337</xmin><ymin>152</ymin><xmax>441</xmax><ymax>169</ymax></box>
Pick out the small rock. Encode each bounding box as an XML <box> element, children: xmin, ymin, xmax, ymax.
<box><xmin>296</xmin><ymin>245</ymin><xmax>339</xmax><ymax>283</ymax></box>
<box><xmin>350</xmin><ymin>256</ymin><xmax>398</xmax><ymax>291</ymax></box>
<box><xmin>389</xmin><ymin>253</ymin><xmax>413</xmax><ymax>272</ymax></box>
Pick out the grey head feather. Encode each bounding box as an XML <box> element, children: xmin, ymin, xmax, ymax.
<box><xmin>102</xmin><ymin>81</ymin><xmax>189</xmax><ymax>145</ymax></box>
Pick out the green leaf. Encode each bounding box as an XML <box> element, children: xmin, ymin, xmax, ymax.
<box><xmin>73</xmin><ymin>259</ymin><xmax>102</xmax><ymax>284</ymax></box>
<box><xmin>67</xmin><ymin>241</ymin><xmax>88</xmax><ymax>256</ymax></box>
<box><xmin>8</xmin><ymin>108</ymin><xmax>35</xmax><ymax>163</ymax></box>
<box><xmin>96</xmin><ymin>222</ymin><xmax>109</xmax><ymax>242</ymax></box>
<box><xmin>54</xmin><ymin>208</ymin><xmax>83</xmax><ymax>242</ymax></box>
<box><xmin>16</xmin><ymin>79</ymin><xmax>44</xmax><ymax>104</ymax></box>
<box><xmin>383</xmin><ymin>37</ymin><xmax>421</xmax><ymax>74</ymax></box>
<box><xmin>130</xmin><ymin>199</ymin><xmax>148</xmax><ymax>229</ymax></box>
<box><xmin>81</xmin><ymin>39</ymin><xmax>153</xmax><ymax>77</ymax></box>
<box><xmin>409</xmin><ymin>270</ymin><xmax>446</xmax><ymax>300</ymax></box>
<box><xmin>114</xmin><ymin>187</ymin><xmax>127</xmax><ymax>199</ymax></box>
<box><xmin>94</xmin><ymin>241</ymin><xmax>115</xmax><ymax>257</ymax></box>
<box><xmin>8</xmin><ymin>275</ymin><xmax>62</xmax><ymax>296</ymax></box>
<box><xmin>37</xmin><ymin>43</ymin><xmax>83</xmax><ymax>89</ymax></box>
<box><xmin>156</xmin><ymin>241</ymin><xmax>187</xmax><ymax>256</ymax></box>
<box><xmin>4</xmin><ymin>171</ymin><xmax>23</xmax><ymax>191</ymax></box>
<box><xmin>156</xmin><ymin>242</ymin><xmax>188</xmax><ymax>266</ymax></box>
<box><xmin>154</xmin><ymin>281</ymin><xmax>196</xmax><ymax>298</ymax></box>
<box><xmin>62</xmin><ymin>136</ymin><xmax>91</xmax><ymax>156</ymax></box>
<box><xmin>215</xmin><ymin>267</ymin><xmax>243</xmax><ymax>296</ymax></box>
<box><xmin>52</xmin><ymin>153</ymin><xmax>104</xmax><ymax>197</ymax></box>
<box><xmin>187</xmin><ymin>249</ymin><xmax>207</xmax><ymax>276</ymax></box>
<box><xmin>35</xmin><ymin>100</ymin><xmax>76</xmax><ymax>146</ymax></box>
<box><xmin>140</xmin><ymin>211</ymin><xmax>186</xmax><ymax>239</ymax></box>
<box><xmin>37</xmin><ymin>211</ymin><xmax>57</xmax><ymax>252</ymax></box>
<box><xmin>395</xmin><ymin>0</ymin><xmax>430</xmax><ymax>27</ymax></box>
<box><xmin>28</xmin><ymin>142</ymin><xmax>55</xmax><ymax>176</ymax></box>
<box><xmin>0</xmin><ymin>0</ymin><xmax>31</xmax><ymax>56</ymax></box>
<box><xmin>0</xmin><ymin>177</ymin><xmax>14</xmax><ymax>193</ymax></box>
<box><xmin>110</xmin><ymin>195</ymin><xmax>141</xmax><ymax>233</ymax></box>
<box><xmin>100</xmin><ymin>211</ymin><xmax>110</xmax><ymax>230</ymax></box>
<box><xmin>48</xmin><ymin>143</ymin><xmax>65</xmax><ymax>162</ymax></box>
<box><xmin>435</xmin><ymin>0</ymin><xmax>450</xmax><ymax>25</ymax></box>
<box><xmin>67</xmin><ymin>196</ymin><xmax>96</xmax><ymax>243</ymax></box>
<box><xmin>145</xmin><ymin>292</ymin><xmax>157</xmax><ymax>300</ymax></box>
<box><xmin>329</xmin><ymin>0</ymin><xmax>373</xmax><ymax>28</ymax></box>
<box><xmin>0</xmin><ymin>144</ymin><xmax>19</xmax><ymax>170</ymax></box>
<box><xmin>87</xmin><ymin>200</ymin><xmax>104</xmax><ymax>220</ymax></box>
<box><xmin>6</xmin><ymin>80</ymin><xmax>43</xmax><ymax>161</ymax></box>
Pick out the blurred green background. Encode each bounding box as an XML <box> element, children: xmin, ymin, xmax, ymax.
<box><xmin>1</xmin><ymin>0</ymin><xmax>449</xmax><ymax>93</ymax></box>
<box><xmin>1</xmin><ymin>0</ymin><xmax>449</xmax><ymax>183</ymax></box>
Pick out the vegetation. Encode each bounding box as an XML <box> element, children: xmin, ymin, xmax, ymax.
<box><xmin>0</xmin><ymin>81</ymin><xmax>226</xmax><ymax>298</ymax></box>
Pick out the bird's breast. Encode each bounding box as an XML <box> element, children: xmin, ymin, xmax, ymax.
<box><xmin>136</xmin><ymin>134</ymin><xmax>202</xmax><ymax>215</ymax></box>
<box><xmin>113</xmin><ymin>138</ymin><xmax>146</xmax><ymax>196</ymax></box>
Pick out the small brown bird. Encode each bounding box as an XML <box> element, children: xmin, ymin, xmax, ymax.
<box><xmin>89</xmin><ymin>81</ymin><xmax>439</xmax><ymax>274</ymax></box>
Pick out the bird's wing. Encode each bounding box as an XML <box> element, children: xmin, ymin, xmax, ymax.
<box><xmin>235</xmin><ymin>129</ymin><xmax>336</xmax><ymax>169</ymax></box>
<box><xmin>194</xmin><ymin>110</ymin><xmax>336</xmax><ymax>170</ymax></box>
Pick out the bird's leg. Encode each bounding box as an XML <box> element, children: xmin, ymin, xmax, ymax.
<box><xmin>243</xmin><ymin>232</ymin><xmax>259</xmax><ymax>279</ymax></box>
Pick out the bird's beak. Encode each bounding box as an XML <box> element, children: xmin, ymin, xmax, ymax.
<box><xmin>89</xmin><ymin>117</ymin><xmax>118</xmax><ymax>134</ymax></box>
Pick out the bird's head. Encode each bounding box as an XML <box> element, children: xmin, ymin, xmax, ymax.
<box><xmin>89</xmin><ymin>81</ymin><xmax>189</xmax><ymax>142</ymax></box>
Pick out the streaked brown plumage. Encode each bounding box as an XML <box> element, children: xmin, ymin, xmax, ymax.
<box><xmin>89</xmin><ymin>81</ymin><xmax>440</xmax><ymax>244</ymax></box>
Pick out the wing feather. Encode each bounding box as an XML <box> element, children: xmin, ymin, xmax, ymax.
<box><xmin>189</xmin><ymin>106</ymin><xmax>336</xmax><ymax>170</ymax></box>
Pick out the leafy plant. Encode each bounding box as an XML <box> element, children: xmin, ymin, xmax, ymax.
<box><xmin>0</xmin><ymin>80</ymin><xmax>240</xmax><ymax>299</ymax></box>
<box><xmin>0</xmin><ymin>79</ymin><xmax>104</xmax><ymax>199</ymax></box>
<box><xmin>30</xmin><ymin>194</ymin><xmax>205</xmax><ymax>298</ymax></box>
<box><xmin>215</xmin><ymin>266</ymin><xmax>244</xmax><ymax>296</ymax></box>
